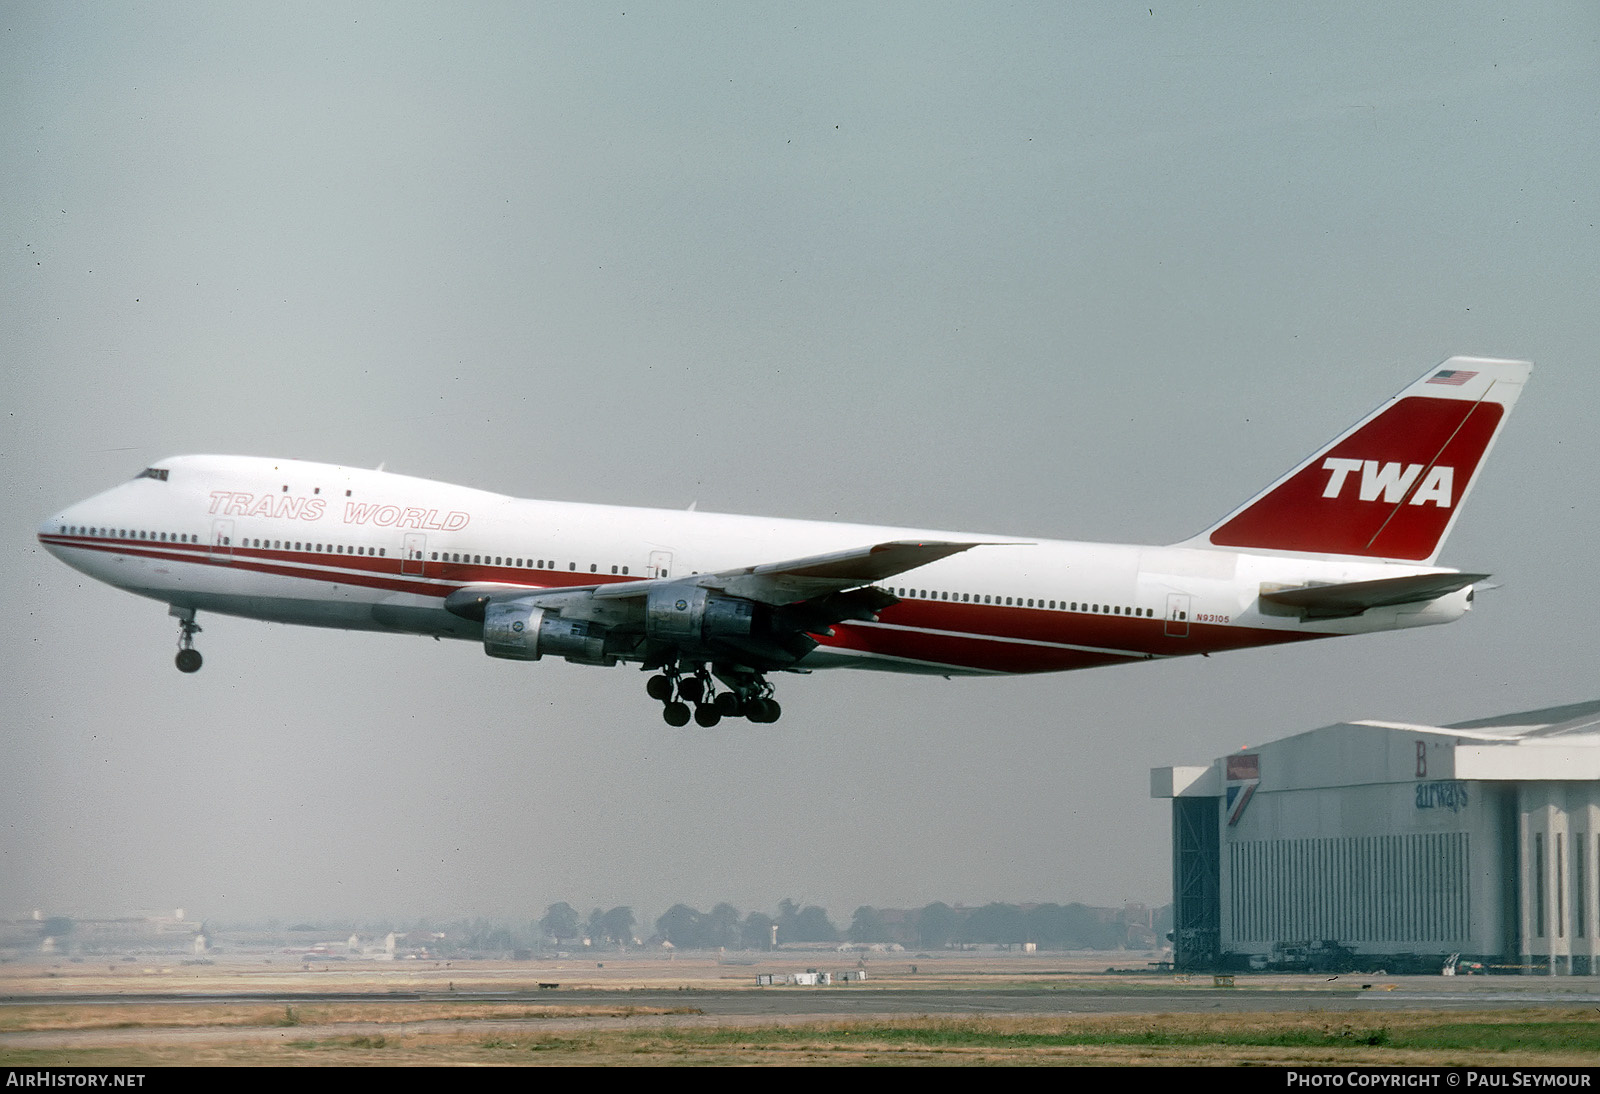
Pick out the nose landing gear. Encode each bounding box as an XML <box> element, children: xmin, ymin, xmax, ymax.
<box><xmin>171</xmin><ymin>607</ymin><xmax>203</xmax><ymax>673</ymax></box>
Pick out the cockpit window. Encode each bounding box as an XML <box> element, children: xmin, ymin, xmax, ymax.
<box><xmin>136</xmin><ymin>467</ymin><xmax>169</xmax><ymax>481</ymax></box>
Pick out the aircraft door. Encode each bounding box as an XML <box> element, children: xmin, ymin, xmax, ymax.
<box><xmin>402</xmin><ymin>533</ymin><xmax>426</xmax><ymax>576</ymax></box>
<box><xmin>1165</xmin><ymin>593</ymin><xmax>1192</xmax><ymax>637</ymax></box>
<box><xmin>210</xmin><ymin>519</ymin><xmax>234</xmax><ymax>563</ymax></box>
<box><xmin>648</xmin><ymin>550</ymin><xmax>673</xmax><ymax>579</ymax></box>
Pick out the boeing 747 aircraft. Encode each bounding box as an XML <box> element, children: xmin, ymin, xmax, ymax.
<box><xmin>38</xmin><ymin>357</ymin><xmax>1529</xmax><ymax>725</ymax></box>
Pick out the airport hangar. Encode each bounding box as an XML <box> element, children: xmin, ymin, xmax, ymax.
<box><xmin>1153</xmin><ymin>700</ymin><xmax>1600</xmax><ymax>974</ymax></box>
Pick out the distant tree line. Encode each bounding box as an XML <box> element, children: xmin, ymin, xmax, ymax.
<box><xmin>529</xmin><ymin>899</ymin><xmax>1166</xmax><ymax>951</ymax></box>
<box><xmin>650</xmin><ymin>899</ymin><xmax>842</xmax><ymax>950</ymax></box>
<box><xmin>41</xmin><ymin>901</ymin><xmax>1167</xmax><ymax>957</ymax></box>
<box><xmin>847</xmin><ymin>902</ymin><xmax>1161</xmax><ymax>950</ymax></box>
<box><xmin>537</xmin><ymin>903</ymin><xmax>637</xmax><ymax>948</ymax></box>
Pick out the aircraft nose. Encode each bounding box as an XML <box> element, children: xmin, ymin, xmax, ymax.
<box><xmin>37</xmin><ymin>513</ymin><xmax>66</xmax><ymax>556</ymax></box>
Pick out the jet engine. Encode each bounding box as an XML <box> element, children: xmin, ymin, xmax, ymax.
<box><xmin>644</xmin><ymin>585</ymin><xmax>755</xmax><ymax>643</ymax></box>
<box><xmin>482</xmin><ymin>599</ymin><xmax>614</xmax><ymax>666</ymax></box>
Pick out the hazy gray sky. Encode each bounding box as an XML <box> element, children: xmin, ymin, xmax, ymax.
<box><xmin>4</xmin><ymin>3</ymin><xmax>1598</xmax><ymax>927</ymax></box>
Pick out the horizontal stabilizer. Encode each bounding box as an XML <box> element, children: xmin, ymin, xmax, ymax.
<box><xmin>1260</xmin><ymin>571</ymin><xmax>1488</xmax><ymax>620</ymax></box>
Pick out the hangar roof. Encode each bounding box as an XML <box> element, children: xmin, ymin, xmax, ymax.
<box><xmin>1445</xmin><ymin>699</ymin><xmax>1600</xmax><ymax>738</ymax></box>
<box><xmin>1153</xmin><ymin>699</ymin><xmax>1600</xmax><ymax>797</ymax></box>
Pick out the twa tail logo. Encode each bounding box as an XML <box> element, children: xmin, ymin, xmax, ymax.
<box><xmin>1321</xmin><ymin>459</ymin><xmax>1454</xmax><ymax>508</ymax></box>
<box><xmin>1189</xmin><ymin>357</ymin><xmax>1530</xmax><ymax>563</ymax></box>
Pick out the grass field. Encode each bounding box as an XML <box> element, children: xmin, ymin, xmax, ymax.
<box><xmin>4</xmin><ymin>954</ymin><xmax>1598</xmax><ymax>1066</ymax></box>
<box><xmin>5</xmin><ymin>1007</ymin><xmax>1600</xmax><ymax>1066</ymax></box>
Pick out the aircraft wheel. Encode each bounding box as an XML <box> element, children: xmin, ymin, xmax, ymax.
<box><xmin>662</xmin><ymin>701</ymin><xmax>691</xmax><ymax>727</ymax></box>
<box><xmin>175</xmin><ymin>649</ymin><xmax>203</xmax><ymax>674</ymax></box>
<box><xmin>714</xmin><ymin>692</ymin><xmax>742</xmax><ymax>717</ymax></box>
<box><xmin>747</xmin><ymin>698</ymin><xmax>780</xmax><ymax>723</ymax></box>
<box><xmin>693</xmin><ymin>704</ymin><xmax>722</xmax><ymax>728</ymax></box>
<box><xmin>677</xmin><ymin>676</ymin><xmax>705</xmax><ymax>704</ymax></box>
<box><xmin>646</xmin><ymin>674</ymin><xmax>674</xmax><ymax>701</ymax></box>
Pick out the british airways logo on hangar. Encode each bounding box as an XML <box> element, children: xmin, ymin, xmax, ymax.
<box><xmin>1320</xmin><ymin>458</ymin><xmax>1455</xmax><ymax>508</ymax></box>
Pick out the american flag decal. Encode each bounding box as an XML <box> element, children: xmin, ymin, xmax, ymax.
<box><xmin>1427</xmin><ymin>369</ymin><xmax>1477</xmax><ymax>386</ymax></box>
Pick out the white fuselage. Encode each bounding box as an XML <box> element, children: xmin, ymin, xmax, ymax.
<box><xmin>37</xmin><ymin>455</ymin><xmax>1468</xmax><ymax>676</ymax></box>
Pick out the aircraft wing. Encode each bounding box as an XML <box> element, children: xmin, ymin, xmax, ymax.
<box><xmin>1259</xmin><ymin>571</ymin><xmax>1489</xmax><ymax>620</ymax></box>
<box><xmin>595</xmin><ymin>538</ymin><xmax>990</xmax><ymax>606</ymax></box>
<box><xmin>444</xmin><ymin>539</ymin><xmax>990</xmax><ymax>627</ymax></box>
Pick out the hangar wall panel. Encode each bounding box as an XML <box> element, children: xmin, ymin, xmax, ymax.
<box><xmin>1230</xmin><ymin>833</ymin><xmax>1469</xmax><ymax>947</ymax></box>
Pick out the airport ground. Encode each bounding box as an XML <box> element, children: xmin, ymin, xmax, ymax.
<box><xmin>3</xmin><ymin>951</ymin><xmax>1600</xmax><ymax>1066</ymax></box>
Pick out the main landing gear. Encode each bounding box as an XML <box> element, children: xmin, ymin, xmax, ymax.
<box><xmin>645</xmin><ymin>662</ymin><xmax>782</xmax><ymax>726</ymax></box>
<box><xmin>171</xmin><ymin>606</ymin><xmax>203</xmax><ymax>673</ymax></box>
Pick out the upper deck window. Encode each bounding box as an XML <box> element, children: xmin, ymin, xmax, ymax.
<box><xmin>136</xmin><ymin>467</ymin><xmax>169</xmax><ymax>481</ymax></box>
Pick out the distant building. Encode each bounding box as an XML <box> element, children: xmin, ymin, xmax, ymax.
<box><xmin>1153</xmin><ymin>701</ymin><xmax>1600</xmax><ymax>974</ymax></box>
<box><xmin>0</xmin><ymin>910</ymin><xmax>202</xmax><ymax>957</ymax></box>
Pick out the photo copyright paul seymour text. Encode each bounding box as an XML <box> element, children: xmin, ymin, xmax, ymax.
<box><xmin>1287</xmin><ymin>1074</ymin><xmax>1592</xmax><ymax>1088</ymax></box>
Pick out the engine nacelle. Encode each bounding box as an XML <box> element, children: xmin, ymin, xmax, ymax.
<box><xmin>483</xmin><ymin>599</ymin><xmax>614</xmax><ymax>665</ymax></box>
<box><xmin>644</xmin><ymin>585</ymin><xmax>756</xmax><ymax>643</ymax></box>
